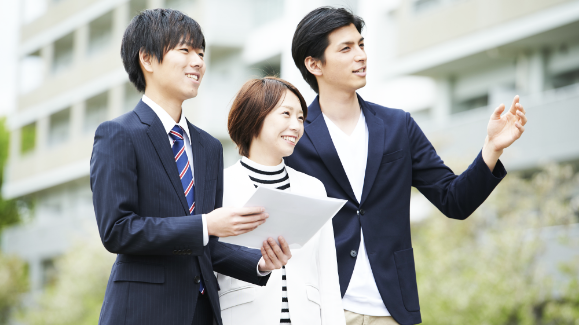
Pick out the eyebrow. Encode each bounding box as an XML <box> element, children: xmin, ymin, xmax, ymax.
<box><xmin>338</xmin><ymin>37</ymin><xmax>365</xmax><ymax>47</ymax></box>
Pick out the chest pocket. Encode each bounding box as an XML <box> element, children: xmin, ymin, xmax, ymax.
<box><xmin>380</xmin><ymin>150</ymin><xmax>405</xmax><ymax>165</ymax></box>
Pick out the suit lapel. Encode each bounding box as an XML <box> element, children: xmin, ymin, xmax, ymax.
<box><xmin>188</xmin><ymin>121</ymin><xmax>206</xmax><ymax>213</ymax></box>
<box><xmin>304</xmin><ymin>97</ymin><xmax>357</xmax><ymax>204</ymax></box>
<box><xmin>135</xmin><ymin>101</ymin><xmax>190</xmax><ymax>214</ymax></box>
<box><xmin>359</xmin><ymin>95</ymin><xmax>385</xmax><ymax>206</ymax></box>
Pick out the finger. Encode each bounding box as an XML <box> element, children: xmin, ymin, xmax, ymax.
<box><xmin>491</xmin><ymin>104</ymin><xmax>505</xmax><ymax>119</ymax></box>
<box><xmin>278</xmin><ymin>236</ymin><xmax>292</xmax><ymax>258</ymax></box>
<box><xmin>515</xmin><ymin>122</ymin><xmax>525</xmax><ymax>135</ymax></box>
<box><xmin>261</xmin><ymin>246</ymin><xmax>272</xmax><ymax>267</ymax></box>
<box><xmin>236</xmin><ymin>213</ymin><xmax>268</xmax><ymax>225</ymax></box>
<box><xmin>237</xmin><ymin>219</ymin><xmax>266</xmax><ymax>231</ymax></box>
<box><xmin>517</xmin><ymin>110</ymin><xmax>528</xmax><ymax>126</ymax></box>
<box><xmin>508</xmin><ymin>95</ymin><xmax>519</xmax><ymax>115</ymax></box>
<box><xmin>268</xmin><ymin>238</ymin><xmax>287</xmax><ymax>263</ymax></box>
<box><xmin>517</xmin><ymin>102</ymin><xmax>526</xmax><ymax>115</ymax></box>
<box><xmin>237</xmin><ymin>206</ymin><xmax>265</xmax><ymax>216</ymax></box>
<box><xmin>264</xmin><ymin>240</ymin><xmax>281</xmax><ymax>268</ymax></box>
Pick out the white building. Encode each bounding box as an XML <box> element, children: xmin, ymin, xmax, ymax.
<box><xmin>3</xmin><ymin>0</ymin><xmax>579</xmax><ymax>293</ymax></box>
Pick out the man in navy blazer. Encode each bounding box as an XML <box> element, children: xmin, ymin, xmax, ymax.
<box><xmin>90</xmin><ymin>9</ymin><xmax>291</xmax><ymax>325</ymax></box>
<box><xmin>286</xmin><ymin>7</ymin><xmax>527</xmax><ymax>325</ymax></box>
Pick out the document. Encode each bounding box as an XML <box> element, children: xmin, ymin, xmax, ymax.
<box><xmin>219</xmin><ymin>187</ymin><xmax>347</xmax><ymax>249</ymax></box>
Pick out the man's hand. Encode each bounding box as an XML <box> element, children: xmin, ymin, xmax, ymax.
<box><xmin>206</xmin><ymin>207</ymin><xmax>268</xmax><ymax>237</ymax></box>
<box><xmin>483</xmin><ymin>95</ymin><xmax>527</xmax><ymax>171</ymax></box>
<box><xmin>258</xmin><ymin>236</ymin><xmax>292</xmax><ymax>272</ymax></box>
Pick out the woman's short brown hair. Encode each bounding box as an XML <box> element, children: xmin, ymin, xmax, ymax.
<box><xmin>228</xmin><ymin>77</ymin><xmax>308</xmax><ymax>157</ymax></box>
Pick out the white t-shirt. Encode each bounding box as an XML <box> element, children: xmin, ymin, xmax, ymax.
<box><xmin>323</xmin><ymin>110</ymin><xmax>391</xmax><ymax>316</ymax></box>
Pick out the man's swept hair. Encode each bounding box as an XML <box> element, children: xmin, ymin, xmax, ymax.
<box><xmin>292</xmin><ymin>7</ymin><xmax>365</xmax><ymax>93</ymax></box>
<box><xmin>121</xmin><ymin>8</ymin><xmax>205</xmax><ymax>93</ymax></box>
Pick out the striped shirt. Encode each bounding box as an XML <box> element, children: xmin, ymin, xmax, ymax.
<box><xmin>240</xmin><ymin>156</ymin><xmax>291</xmax><ymax>324</ymax></box>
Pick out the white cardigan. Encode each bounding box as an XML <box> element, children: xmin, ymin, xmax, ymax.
<box><xmin>217</xmin><ymin>160</ymin><xmax>346</xmax><ymax>325</ymax></box>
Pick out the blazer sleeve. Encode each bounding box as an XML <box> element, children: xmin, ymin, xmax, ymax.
<box><xmin>90</xmin><ymin>120</ymin><xmax>204</xmax><ymax>255</ymax></box>
<box><xmin>315</xmin><ymin>181</ymin><xmax>347</xmax><ymax>325</ymax></box>
<box><xmin>406</xmin><ymin>112</ymin><xmax>507</xmax><ymax>219</ymax></box>
<box><xmin>208</xmin><ymin>149</ymin><xmax>270</xmax><ymax>286</ymax></box>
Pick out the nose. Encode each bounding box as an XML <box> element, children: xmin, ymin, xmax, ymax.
<box><xmin>189</xmin><ymin>53</ymin><xmax>204</xmax><ymax>69</ymax></box>
<box><xmin>355</xmin><ymin>45</ymin><xmax>367</xmax><ymax>62</ymax></box>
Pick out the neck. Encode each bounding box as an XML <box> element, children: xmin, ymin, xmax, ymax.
<box><xmin>247</xmin><ymin>145</ymin><xmax>283</xmax><ymax>167</ymax></box>
<box><xmin>317</xmin><ymin>85</ymin><xmax>360</xmax><ymax>123</ymax></box>
<box><xmin>144</xmin><ymin>87</ymin><xmax>184</xmax><ymax>123</ymax></box>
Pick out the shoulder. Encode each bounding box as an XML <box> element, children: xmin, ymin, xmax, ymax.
<box><xmin>188</xmin><ymin>123</ymin><xmax>222</xmax><ymax>150</ymax></box>
<box><xmin>364</xmin><ymin>100</ymin><xmax>408</xmax><ymax>120</ymax></box>
<box><xmin>286</xmin><ymin>166</ymin><xmax>327</xmax><ymax>197</ymax></box>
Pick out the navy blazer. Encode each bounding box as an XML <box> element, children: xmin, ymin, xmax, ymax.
<box><xmin>285</xmin><ymin>95</ymin><xmax>507</xmax><ymax>325</ymax></box>
<box><xmin>90</xmin><ymin>100</ymin><xmax>269</xmax><ymax>325</ymax></box>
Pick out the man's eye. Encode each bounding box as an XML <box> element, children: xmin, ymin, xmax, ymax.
<box><xmin>181</xmin><ymin>48</ymin><xmax>189</xmax><ymax>53</ymax></box>
<box><xmin>342</xmin><ymin>47</ymin><xmax>350</xmax><ymax>51</ymax></box>
<box><xmin>198</xmin><ymin>53</ymin><xmax>204</xmax><ymax>58</ymax></box>
<box><xmin>360</xmin><ymin>43</ymin><xmax>365</xmax><ymax>48</ymax></box>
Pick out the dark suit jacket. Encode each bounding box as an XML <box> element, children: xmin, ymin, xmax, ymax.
<box><xmin>285</xmin><ymin>95</ymin><xmax>507</xmax><ymax>325</ymax></box>
<box><xmin>90</xmin><ymin>100</ymin><xmax>270</xmax><ymax>325</ymax></box>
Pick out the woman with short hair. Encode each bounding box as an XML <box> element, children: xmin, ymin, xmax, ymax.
<box><xmin>215</xmin><ymin>77</ymin><xmax>345</xmax><ymax>325</ymax></box>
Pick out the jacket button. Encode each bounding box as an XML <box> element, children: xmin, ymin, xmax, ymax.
<box><xmin>350</xmin><ymin>250</ymin><xmax>357</xmax><ymax>257</ymax></box>
<box><xmin>194</xmin><ymin>276</ymin><xmax>201</xmax><ymax>284</ymax></box>
<box><xmin>187</xmin><ymin>249</ymin><xmax>192</xmax><ymax>255</ymax></box>
<box><xmin>173</xmin><ymin>250</ymin><xmax>178</xmax><ymax>254</ymax></box>
<box><xmin>360</xmin><ymin>209</ymin><xmax>365</xmax><ymax>215</ymax></box>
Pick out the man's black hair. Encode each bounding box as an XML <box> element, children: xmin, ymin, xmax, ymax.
<box><xmin>291</xmin><ymin>7</ymin><xmax>365</xmax><ymax>93</ymax></box>
<box><xmin>121</xmin><ymin>8</ymin><xmax>205</xmax><ymax>93</ymax></box>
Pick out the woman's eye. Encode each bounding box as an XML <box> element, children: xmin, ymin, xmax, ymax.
<box><xmin>283</xmin><ymin>111</ymin><xmax>290</xmax><ymax>116</ymax></box>
<box><xmin>342</xmin><ymin>47</ymin><xmax>350</xmax><ymax>51</ymax></box>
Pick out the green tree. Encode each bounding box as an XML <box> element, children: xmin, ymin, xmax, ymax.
<box><xmin>18</xmin><ymin>230</ymin><xmax>115</xmax><ymax>325</ymax></box>
<box><xmin>0</xmin><ymin>117</ymin><xmax>19</xmax><ymax>232</ymax></box>
<box><xmin>0</xmin><ymin>253</ymin><xmax>28</xmax><ymax>325</ymax></box>
<box><xmin>413</xmin><ymin>164</ymin><xmax>579</xmax><ymax>324</ymax></box>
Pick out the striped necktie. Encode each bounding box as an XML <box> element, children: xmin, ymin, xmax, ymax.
<box><xmin>169</xmin><ymin>125</ymin><xmax>204</xmax><ymax>294</ymax></box>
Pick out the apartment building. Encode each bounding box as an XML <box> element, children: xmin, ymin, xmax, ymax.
<box><xmin>3</xmin><ymin>0</ymin><xmax>578</xmax><ymax>293</ymax></box>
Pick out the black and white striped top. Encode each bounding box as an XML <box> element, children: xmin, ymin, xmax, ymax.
<box><xmin>240</xmin><ymin>157</ymin><xmax>292</xmax><ymax>324</ymax></box>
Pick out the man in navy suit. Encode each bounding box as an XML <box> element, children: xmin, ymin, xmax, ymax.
<box><xmin>285</xmin><ymin>7</ymin><xmax>527</xmax><ymax>325</ymax></box>
<box><xmin>90</xmin><ymin>9</ymin><xmax>291</xmax><ymax>325</ymax></box>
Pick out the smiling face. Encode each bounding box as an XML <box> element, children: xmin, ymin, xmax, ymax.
<box><xmin>317</xmin><ymin>23</ymin><xmax>366</xmax><ymax>93</ymax></box>
<box><xmin>249</xmin><ymin>90</ymin><xmax>305</xmax><ymax>165</ymax></box>
<box><xmin>144</xmin><ymin>44</ymin><xmax>206</xmax><ymax>101</ymax></box>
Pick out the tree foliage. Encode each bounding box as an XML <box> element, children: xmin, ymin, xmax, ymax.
<box><xmin>0</xmin><ymin>117</ymin><xmax>19</xmax><ymax>232</ymax></box>
<box><xmin>414</xmin><ymin>163</ymin><xmax>579</xmax><ymax>324</ymax></box>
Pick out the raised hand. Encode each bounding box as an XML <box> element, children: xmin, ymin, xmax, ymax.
<box><xmin>487</xmin><ymin>95</ymin><xmax>527</xmax><ymax>150</ymax></box>
<box><xmin>205</xmin><ymin>207</ymin><xmax>268</xmax><ymax>237</ymax></box>
<box><xmin>258</xmin><ymin>236</ymin><xmax>292</xmax><ymax>272</ymax></box>
<box><xmin>482</xmin><ymin>95</ymin><xmax>527</xmax><ymax>171</ymax></box>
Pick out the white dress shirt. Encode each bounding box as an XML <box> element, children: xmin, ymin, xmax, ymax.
<box><xmin>142</xmin><ymin>95</ymin><xmax>209</xmax><ymax>246</ymax></box>
<box><xmin>323</xmin><ymin>110</ymin><xmax>391</xmax><ymax>316</ymax></box>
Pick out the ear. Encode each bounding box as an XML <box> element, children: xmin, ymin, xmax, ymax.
<box><xmin>139</xmin><ymin>49</ymin><xmax>154</xmax><ymax>73</ymax></box>
<box><xmin>304</xmin><ymin>56</ymin><xmax>323</xmax><ymax>77</ymax></box>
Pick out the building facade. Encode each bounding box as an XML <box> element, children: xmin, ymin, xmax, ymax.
<box><xmin>3</xmin><ymin>0</ymin><xmax>579</xmax><ymax>293</ymax></box>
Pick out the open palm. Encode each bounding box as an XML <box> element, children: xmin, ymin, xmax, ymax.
<box><xmin>487</xmin><ymin>95</ymin><xmax>527</xmax><ymax>151</ymax></box>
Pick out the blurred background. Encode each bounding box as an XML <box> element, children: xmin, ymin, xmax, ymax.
<box><xmin>0</xmin><ymin>0</ymin><xmax>578</xmax><ymax>324</ymax></box>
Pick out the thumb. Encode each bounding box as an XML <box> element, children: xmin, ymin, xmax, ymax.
<box><xmin>491</xmin><ymin>104</ymin><xmax>505</xmax><ymax>120</ymax></box>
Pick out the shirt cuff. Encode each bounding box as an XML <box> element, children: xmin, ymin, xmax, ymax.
<box><xmin>202</xmin><ymin>214</ymin><xmax>209</xmax><ymax>246</ymax></box>
<box><xmin>256</xmin><ymin>261</ymin><xmax>271</xmax><ymax>276</ymax></box>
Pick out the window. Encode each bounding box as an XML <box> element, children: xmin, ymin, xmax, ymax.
<box><xmin>85</xmin><ymin>92</ymin><xmax>108</xmax><ymax>133</ymax></box>
<box><xmin>20</xmin><ymin>122</ymin><xmax>36</xmax><ymax>154</ymax></box>
<box><xmin>250</xmin><ymin>54</ymin><xmax>281</xmax><ymax>78</ymax></box>
<box><xmin>48</xmin><ymin>108</ymin><xmax>70</xmax><ymax>147</ymax></box>
<box><xmin>550</xmin><ymin>68</ymin><xmax>579</xmax><ymax>89</ymax></box>
<box><xmin>52</xmin><ymin>32</ymin><xmax>74</xmax><ymax>74</ymax></box>
<box><xmin>19</xmin><ymin>50</ymin><xmax>43</xmax><ymax>94</ymax></box>
<box><xmin>124</xmin><ymin>82</ymin><xmax>141</xmax><ymax>113</ymax></box>
<box><xmin>88</xmin><ymin>11</ymin><xmax>113</xmax><ymax>55</ymax></box>
<box><xmin>129</xmin><ymin>0</ymin><xmax>148</xmax><ymax>21</ymax></box>
<box><xmin>41</xmin><ymin>258</ymin><xmax>57</xmax><ymax>288</ymax></box>
<box><xmin>453</xmin><ymin>94</ymin><xmax>488</xmax><ymax>114</ymax></box>
<box><xmin>414</xmin><ymin>0</ymin><xmax>441</xmax><ymax>13</ymax></box>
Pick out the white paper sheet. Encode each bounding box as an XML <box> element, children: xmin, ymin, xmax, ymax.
<box><xmin>219</xmin><ymin>187</ymin><xmax>347</xmax><ymax>249</ymax></box>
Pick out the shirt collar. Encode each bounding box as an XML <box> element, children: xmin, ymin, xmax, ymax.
<box><xmin>142</xmin><ymin>94</ymin><xmax>191</xmax><ymax>141</ymax></box>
